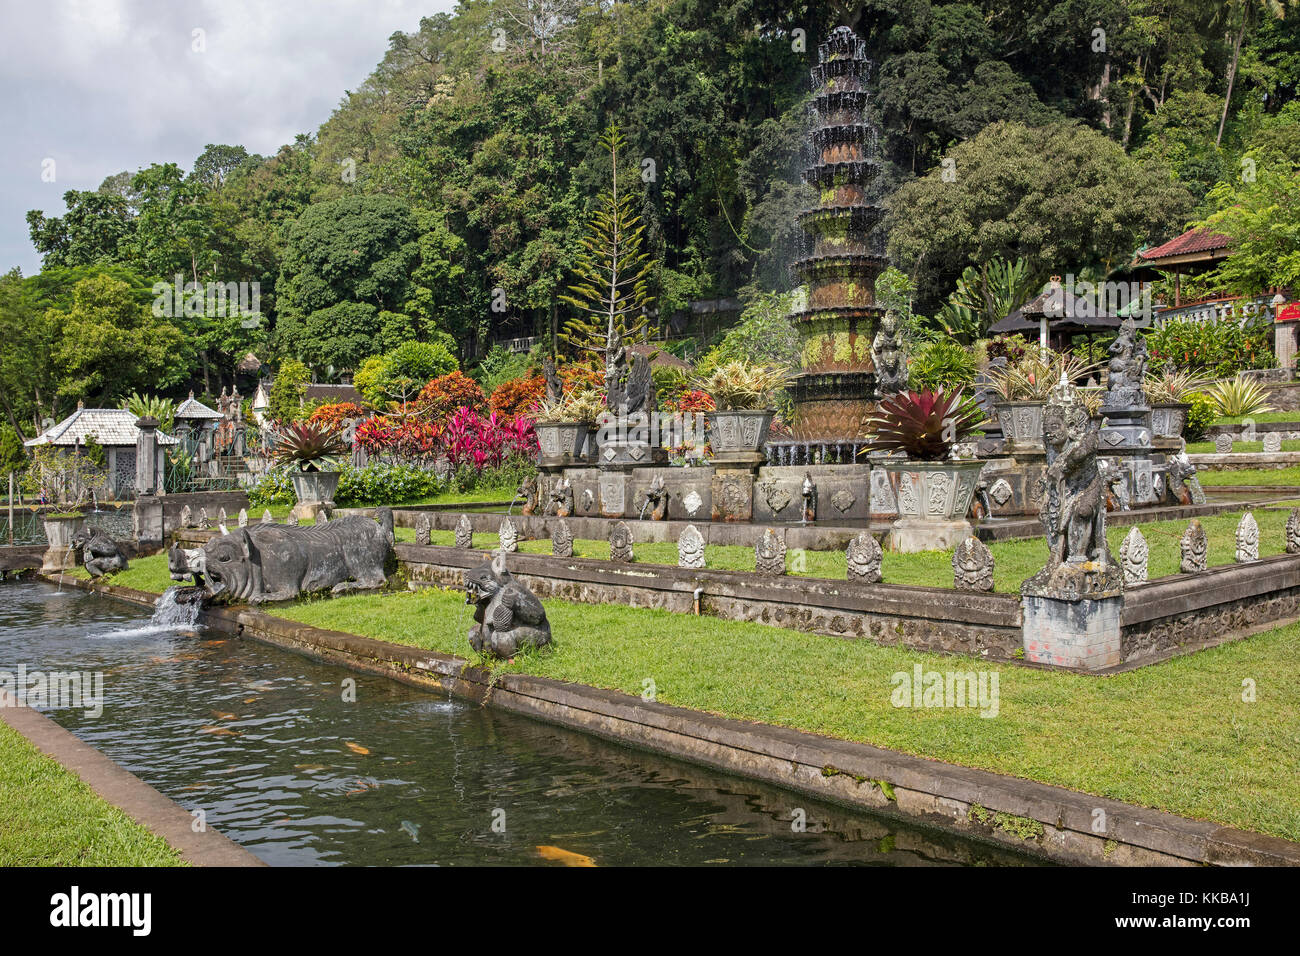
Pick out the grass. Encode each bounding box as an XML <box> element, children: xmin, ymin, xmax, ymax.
<box><xmin>399</xmin><ymin>504</ymin><xmax>1297</xmax><ymax>593</ymax></box>
<box><xmin>269</xmin><ymin>581</ymin><xmax>1300</xmax><ymax>843</ymax></box>
<box><xmin>1188</xmin><ymin>440</ymin><xmax>1300</xmax><ymax>454</ymax></box>
<box><xmin>0</xmin><ymin>723</ymin><xmax>186</xmax><ymax>866</ymax></box>
<box><xmin>1199</xmin><ymin>466</ymin><xmax>1300</xmax><ymax>487</ymax></box>
<box><xmin>256</xmin><ymin>486</ymin><xmax>516</xmax><ymax>520</ymax></box>
<box><xmin>1212</xmin><ymin>411</ymin><xmax>1300</xmax><ymax>425</ymax></box>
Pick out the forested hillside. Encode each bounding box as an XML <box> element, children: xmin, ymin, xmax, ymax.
<box><xmin>3</xmin><ymin>0</ymin><xmax>1297</xmax><ymax>433</ymax></box>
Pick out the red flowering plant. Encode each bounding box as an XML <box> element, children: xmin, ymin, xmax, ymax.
<box><xmin>416</xmin><ymin>370</ymin><xmax>487</xmax><ymax>421</ymax></box>
<box><xmin>489</xmin><ymin>375</ymin><xmax>547</xmax><ymax>423</ymax></box>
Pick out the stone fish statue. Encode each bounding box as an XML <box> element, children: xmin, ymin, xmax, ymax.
<box><xmin>201</xmin><ymin>508</ymin><xmax>394</xmax><ymax>604</ymax></box>
<box><xmin>71</xmin><ymin>526</ymin><xmax>128</xmax><ymax>577</ymax></box>
<box><xmin>168</xmin><ymin>543</ymin><xmax>206</xmax><ymax>587</ymax></box>
<box><xmin>463</xmin><ymin>551</ymin><xmax>552</xmax><ymax>658</ymax></box>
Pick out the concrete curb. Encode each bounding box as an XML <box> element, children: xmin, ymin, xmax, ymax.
<box><xmin>43</xmin><ymin>574</ymin><xmax>1300</xmax><ymax>868</ymax></box>
<box><xmin>0</xmin><ymin>686</ymin><xmax>263</xmax><ymax>867</ymax></box>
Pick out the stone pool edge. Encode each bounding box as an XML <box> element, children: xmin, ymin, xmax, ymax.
<box><xmin>49</xmin><ymin>573</ymin><xmax>1300</xmax><ymax>869</ymax></box>
<box><xmin>0</xmin><ymin>686</ymin><xmax>264</xmax><ymax>867</ymax></box>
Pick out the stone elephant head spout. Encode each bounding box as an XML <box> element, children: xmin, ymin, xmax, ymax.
<box><xmin>202</xmin><ymin>527</ymin><xmax>261</xmax><ymax>604</ymax></box>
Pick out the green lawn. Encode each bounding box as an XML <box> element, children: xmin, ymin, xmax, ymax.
<box><xmin>400</xmin><ymin>504</ymin><xmax>1296</xmax><ymax>592</ymax></box>
<box><xmin>256</xmin><ymin>486</ymin><xmax>515</xmax><ymax>521</ymax></box>
<box><xmin>1212</xmin><ymin>411</ymin><xmax>1300</xmax><ymax>425</ymax></box>
<box><xmin>0</xmin><ymin>723</ymin><xmax>186</xmax><ymax>866</ymax></box>
<box><xmin>1199</xmin><ymin>466</ymin><xmax>1300</xmax><ymax>487</ymax></box>
<box><xmin>1188</xmin><ymin>440</ymin><xmax>1300</xmax><ymax>454</ymax></box>
<box><xmin>271</xmin><ymin>581</ymin><xmax>1300</xmax><ymax>843</ymax></box>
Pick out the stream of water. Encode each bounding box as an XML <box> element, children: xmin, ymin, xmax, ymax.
<box><xmin>0</xmin><ymin>581</ymin><xmax>1039</xmax><ymax>866</ymax></box>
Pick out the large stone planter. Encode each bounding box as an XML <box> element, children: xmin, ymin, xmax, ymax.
<box><xmin>41</xmin><ymin>513</ymin><xmax>85</xmax><ymax>572</ymax></box>
<box><xmin>707</xmin><ymin>408</ymin><xmax>774</xmax><ymax>468</ymax></box>
<box><xmin>1150</xmin><ymin>402</ymin><xmax>1190</xmax><ymax>441</ymax></box>
<box><xmin>290</xmin><ymin>469</ymin><xmax>340</xmax><ymax>505</ymax></box>
<box><xmin>994</xmin><ymin>401</ymin><xmax>1046</xmax><ymax>454</ymax></box>
<box><xmin>882</xmin><ymin>459</ymin><xmax>985</xmax><ymax>553</ymax></box>
<box><xmin>536</xmin><ymin>422</ymin><xmax>590</xmax><ymax>469</ymax></box>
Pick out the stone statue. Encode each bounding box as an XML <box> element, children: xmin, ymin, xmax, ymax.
<box><xmin>609</xmin><ymin>521</ymin><xmax>634</xmax><ymax>562</ymax></box>
<box><xmin>755</xmin><ymin>528</ymin><xmax>786</xmax><ymax>575</ymax></box>
<box><xmin>542</xmin><ymin>356</ymin><xmax>563</xmax><ymax>405</ymax></box>
<box><xmin>415</xmin><ymin>513</ymin><xmax>432</xmax><ymax>546</ymax></box>
<box><xmin>952</xmin><ymin>536</ymin><xmax>993</xmax><ymax>591</ymax></box>
<box><xmin>605</xmin><ymin>327</ymin><xmax>655</xmax><ymax>415</ymax></box>
<box><xmin>261</xmin><ymin>509</ymin><xmax>273</xmax><ymax>524</ymax></box>
<box><xmin>1119</xmin><ymin>526</ymin><xmax>1148</xmax><ymax>585</ymax></box>
<box><xmin>455</xmin><ymin>514</ymin><xmax>474</xmax><ymax>549</ymax></box>
<box><xmin>168</xmin><ymin>544</ymin><xmax>205</xmax><ymax>587</ymax></box>
<box><xmin>1180</xmin><ymin>519</ymin><xmax>1208</xmax><ymax>573</ymax></box>
<box><xmin>1099</xmin><ymin>458</ymin><xmax>1130</xmax><ymax>512</ymax></box>
<box><xmin>845</xmin><ymin>531</ymin><xmax>881</xmax><ymax>583</ymax></box>
<box><xmin>678</xmin><ymin>525</ymin><xmax>706</xmax><ymax>569</ymax></box>
<box><xmin>1287</xmin><ymin>508</ymin><xmax>1300</xmax><ymax>555</ymax></box>
<box><xmin>516</xmin><ymin>475</ymin><xmax>539</xmax><ymax>516</ymax></box>
<box><xmin>1214</xmin><ymin>434</ymin><xmax>1234</xmax><ymax>454</ymax></box>
<box><xmin>464</xmin><ymin>551</ymin><xmax>552</xmax><ymax>658</ymax></box>
<box><xmin>287</xmin><ymin>512</ymin><xmax>300</xmax><ymax>527</ymax></box>
<box><xmin>198</xmin><ymin>508</ymin><xmax>211</xmax><ymax>530</ymax></box>
<box><xmin>546</xmin><ymin>477</ymin><xmax>574</xmax><ymax>517</ymax></box>
<box><xmin>551</xmin><ymin>519</ymin><xmax>574</xmax><ymax>558</ymax></box>
<box><xmin>1103</xmin><ymin>316</ymin><xmax>1149</xmax><ymax>408</ymax></box>
<box><xmin>1236</xmin><ymin>512</ymin><xmax>1259</xmax><ymax>563</ymax></box>
<box><xmin>179</xmin><ymin>504</ymin><xmax>194</xmax><ymax>528</ymax></box>
<box><xmin>201</xmin><ymin>509</ymin><xmax>393</xmax><ymax>604</ymax></box>
<box><xmin>640</xmin><ymin>475</ymin><xmax>669</xmax><ymax>521</ymax></box>
<box><xmin>871</xmin><ymin>309</ymin><xmax>908</xmax><ymax>396</ymax></box>
<box><xmin>1024</xmin><ymin>385</ymin><xmax>1121</xmax><ymax>597</ymax></box>
<box><xmin>72</xmin><ymin>526</ymin><xmax>128</xmax><ymax>577</ymax></box>
<box><xmin>1166</xmin><ymin>439</ymin><xmax>1206</xmax><ymax>506</ymax></box>
<box><xmin>238</xmin><ymin>508</ymin><xmax>248</xmax><ymax>528</ymax></box>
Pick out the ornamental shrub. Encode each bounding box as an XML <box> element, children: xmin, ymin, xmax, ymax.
<box><xmin>1145</xmin><ymin>317</ymin><xmax>1274</xmax><ymax>378</ymax></box>
<box><xmin>489</xmin><ymin>375</ymin><xmax>546</xmax><ymax>422</ymax></box>
<box><xmin>908</xmin><ymin>339</ymin><xmax>978</xmax><ymax>391</ymax></box>
<box><xmin>1183</xmin><ymin>391</ymin><xmax>1218</xmax><ymax>441</ymax></box>
<box><xmin>416</xmin><ymin>370</ymin><xmax>487</xmax><ymax>420</ymax></box>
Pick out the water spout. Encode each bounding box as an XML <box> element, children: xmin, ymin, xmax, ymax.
<box><xmin>151</xmin><ymin>586</ymin><xmax>205</xmax><ymax>630</ymax></box>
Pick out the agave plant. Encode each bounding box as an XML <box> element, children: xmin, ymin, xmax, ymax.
<box><xmin>1204</xmin><ymin>375</ymin><xmax>1275</xmax><ymax>418</ymax></box>
<box><xmin>534</xmin><ymin>387</ymin><xmax>606</xmax><ymax>424</ymax></box>
<box><xmin>864</xmin><ymin>389</ymin><xmax>985</xmax><ymax>461</ymax></box>
<box><xmin>1142</xmin><ymin>367</ymin><xmax>1218</xmax><ymax>404</ymax></box>
<box><xmin>271</xmin><ymin>421</ymin><xmax>349</xmax><ymax>472</ymax></box>
<box><xmin>693</xmin><ymin>360</ymin><xmax>793</xmax><ymax>411</ymax></box>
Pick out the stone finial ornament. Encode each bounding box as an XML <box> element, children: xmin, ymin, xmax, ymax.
<box><xmin>1180</xmin><ymin>519</ymin><xmax>1207</xmax><ymax>573</ymax></box>
<box><xmin>1214</xmin><ymin>434</ymin><xmax>1233</xmax><ymax>454</ymax></box>
<box><xmin>845</xmin><ymin>531</ymin><xmax>882</xmax><ymax>583</ymax></box>
<box><xmin>1235</xmin><ymin>511</ymin><xmax>1259</xmax><ymax>563</ymax></box>
<box><xmin>1286</xmin><ymin>508</ymin><xmax>1300</xmax><ymax>555</ymax></box>
<box><xmin>180</xmin><ymin>504</ymin><xmax>193</xmax><ymax>528</ymax></box>
<box><xmin>287</xmin><ymin>512</ymin><xmax>300</xmax><ymax>527</ymax></box>
<box><xmin>463</xmin><ymin>550</ymin><xmax>551</xmax><ymax>658</ymax></box>
<box><xmin>552</xmin><ymin>519</ymin><xmax>574</xmax><ymax>558</ymax></box>
<box><xmin>498</xmin><ymin>517</ymin><xmax>519</xmax><ymax>553</ymax></box>
<box><xmin>1263</xmin><ymin>432</ymin><xmax>1282</xmax><ymax>454</ymax></box>
<box><xmin>455</xmin><ymin>514</ymin><xmax>473</xmax><ymax>549</ymax></box>
<box><xmin>415</xmin><ymin>513</ymin><xmax>432</xmax><ymax>546</ymax></box>
<box><xmin>198</xmin><ymin>507</ymin><xmax>210</xmax><ymax>529</ymax></box>
<box><xmin>755</xmin><ymin>528</ymin><xmax>786</xmax><ymax>575</ymax></box>
<box><xmin>1119</xmin><ymin>526</ymin><xmax>1149</xmax><ymax>585</ymax></box>
<box><xmin>261</xmin><ymin>509</ymin><xmax>273</xmax><ymax>524</ymax></box>
<box><xmin>218</xmin><ymin>507</ymin><xmax>228</xmax><ymax>527</ymax></box>
<box><xmin>317</xmin><ymin>508</ymin><xmax>330</xmax><ymax>524</ymax></box>
<box><xmin>677</xmin><ymin>525</ymin><xmax>706</xmax><ymax>569</ymax></box>
<box><xmin>238</xmin><ymin>508</ymin><xmax>248</xmax><ymax>528</ymax></box>
<box><xmin>952</xmin><ymin>536</ymin><xmax>994</xmax><ymax>592</ymax></box>
<box><xmin>609</xmin><ymin>521</ymin><xmax>634</xmax><ymax>562</ymax></box>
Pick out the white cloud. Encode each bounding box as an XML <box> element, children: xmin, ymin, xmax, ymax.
<box><xmin>0</xmin><ymin>0</ymin><xmax>455</xmax><ymax>275</ymax></box>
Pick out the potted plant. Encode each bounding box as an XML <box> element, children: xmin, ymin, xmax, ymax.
<box><xmin>272</xmin><ymin>421</ymin><xmax>348</xmax><ymax>505</ymax></box>
<box><xmin>1143</xmin><ymin>368</ymin><xmax>1217</xmax><ymax>440</ymax></box>
<box><xmin>983</xmin><ymin>349</ymin><xmax>1096</xmax><ymax>454</ymax></box>
<box><xmin>534</xmin><ymin>388</ymin><xmax>605</xmax><ymax>468</ymax></box>
<box><xmin>865</xmin><ymin>389</ymin><xmax>986</xmax><ymax>552</ymax></box>
<box><xmin>694</xmin><ymin>361</ymin><xmax>792</xmax><ymax>464</ymax></box>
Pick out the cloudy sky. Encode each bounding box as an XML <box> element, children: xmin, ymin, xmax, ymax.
<box><xmin>0</xmin><ymin>0</ymin><xmax>456</xmax><ymax>276</ymax></box>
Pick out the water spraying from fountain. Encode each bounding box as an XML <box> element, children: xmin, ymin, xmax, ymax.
<box><xmin>151</xmin><ymin>586</ymin><xmax>205</xmax><ymax>629</ymax></box>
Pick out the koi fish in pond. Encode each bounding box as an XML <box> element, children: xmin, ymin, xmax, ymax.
<box><xmin>536</xmin><ymin>845</ymin><xmax>596</xmax><ymax>867</ymax></box>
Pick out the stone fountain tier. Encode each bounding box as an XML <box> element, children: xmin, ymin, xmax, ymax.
<box><xmin>787</xmin><ymin>369</ymin><xmax>877</xmax><ymax>442</ymax></box>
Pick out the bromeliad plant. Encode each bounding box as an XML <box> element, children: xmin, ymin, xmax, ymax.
<box><xmin>693</xmin><ymin>361</ymin><xmax>793</xmax><ymax>411</ymax></box>
<box><xmin>271</xmin><ymin>421</ymin><xmax>349</xmax><ymax>473</ymax></box>
<box><xmin>864</xmin><ymin>389</ymin><xmax>985</xmax><ymax>461</ymax></box>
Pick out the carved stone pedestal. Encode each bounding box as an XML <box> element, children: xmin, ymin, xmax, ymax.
<box><xmin>1022</xmin><ymin>590</ymin><xmax>1123</xmax><ymax>671</ymax></box>
<box><xmin>888</xmin><ymin>518</ymin><xmax>973</xmax><ymax>553</ymax></box>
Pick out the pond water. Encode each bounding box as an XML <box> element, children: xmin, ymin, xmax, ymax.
<box><xmin>0</xmin><ymin>581</ymin><xmax>1039</xmax><ymax>867</ymax></box>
